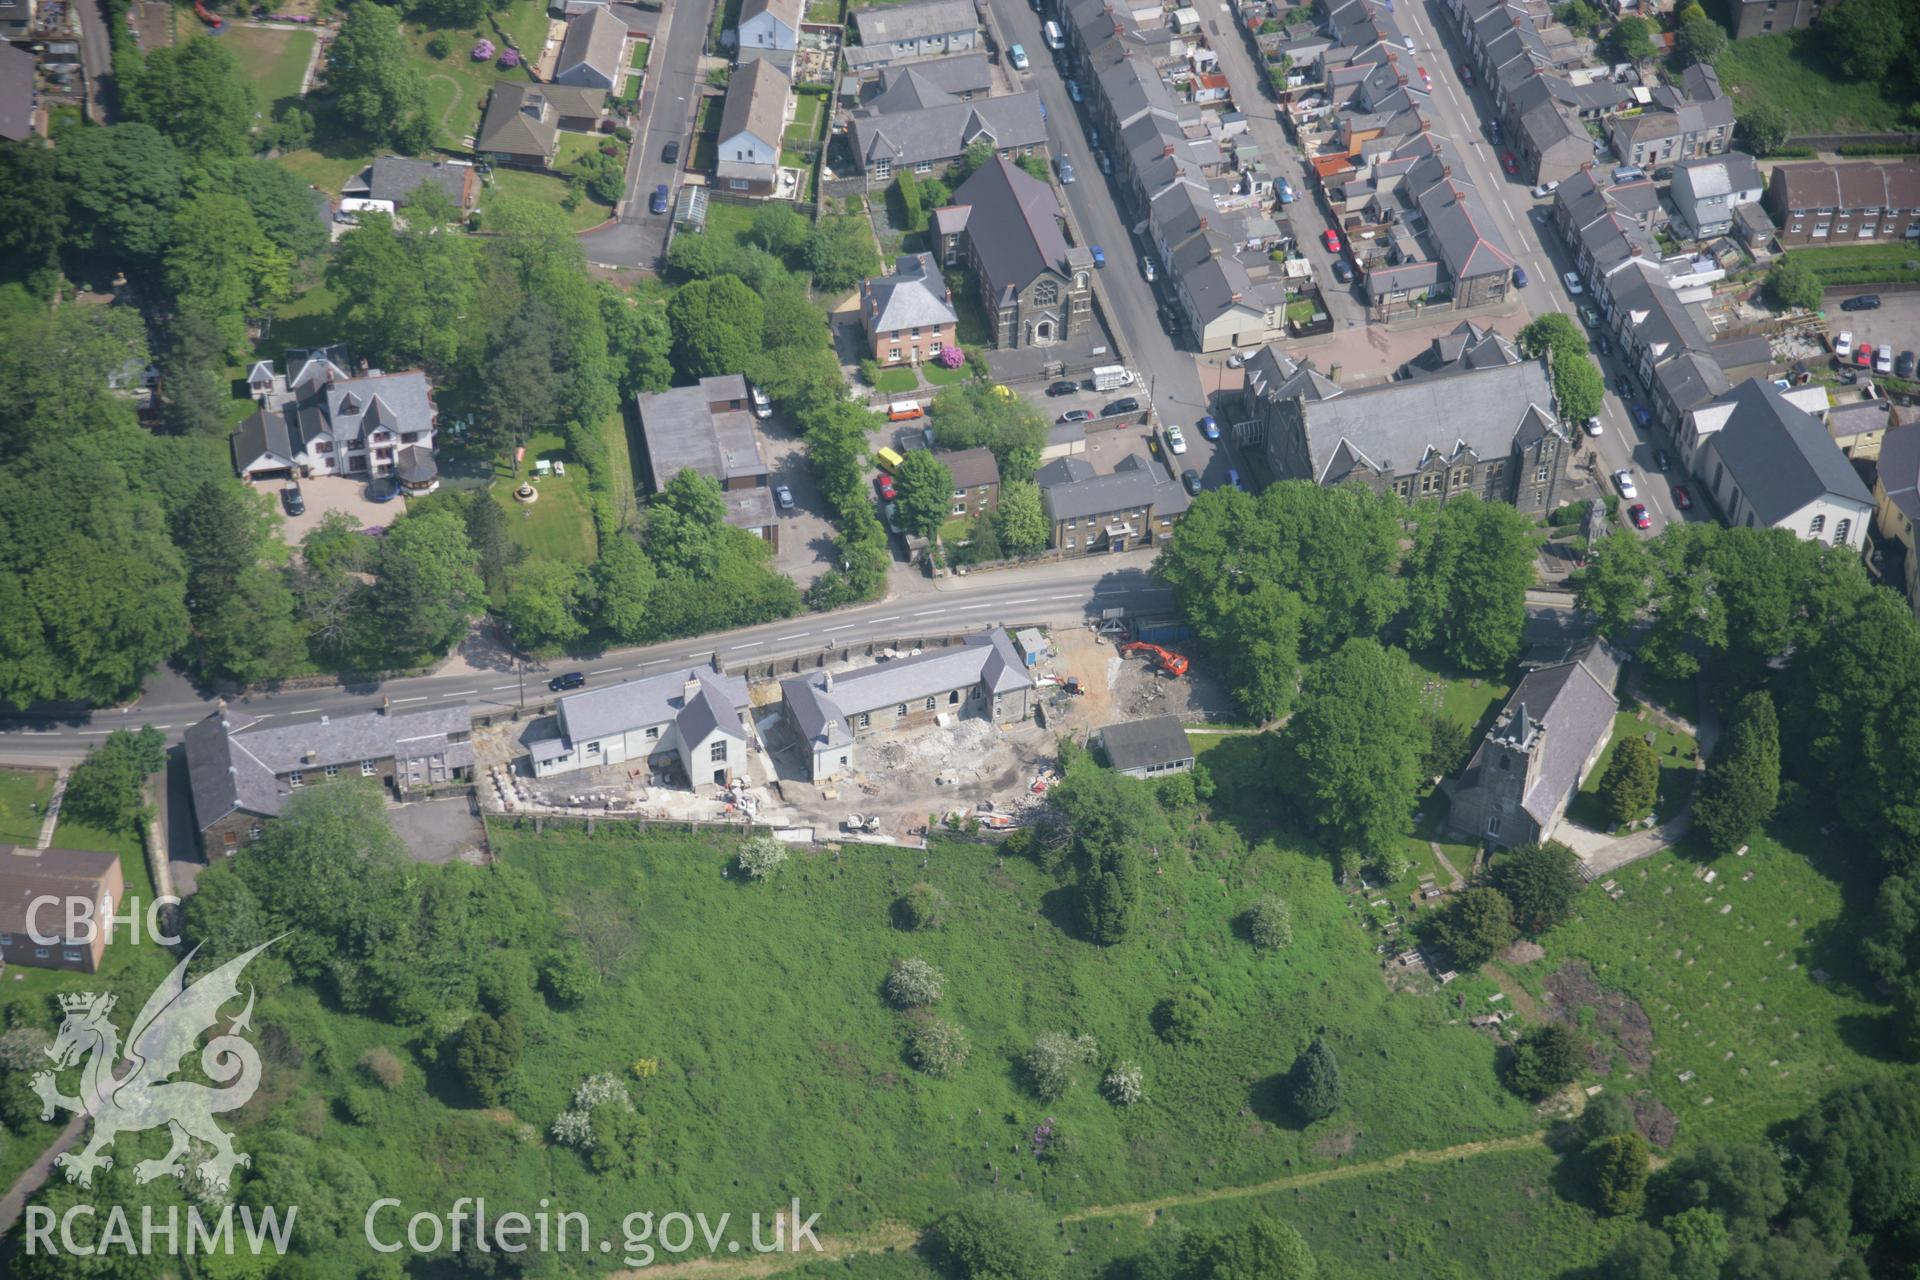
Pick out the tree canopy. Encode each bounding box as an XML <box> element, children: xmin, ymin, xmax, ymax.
<box><xmin>1489</xmin><ymin>840</ymin><xmax>1584</xmax><ymax>936</ymax></box>
<box><xmin>122</xmin><ymin>37</ymin><xmax>257</xmax><ymax>160</ymax></box>
<box><xmin>893</xmin><ymin>448</ymin><xmax>954</xmax><ymax>540</ymax></box>
<box><xmin>1402</xmin><ymin>495</ymin><xmax>1537</xmax><ymax>672</ymax></box>
<box><xmin>327</xmin><ymin>1</ymin><xmax>434</xmax><ymax>150</ymax></box>
<box><xmin>1429</xmin><ymin>886</ymin><xmax>1517</xmax><ymax>968</ymax></box>
<box><xmin>1764</xmin><ymin>255</ymin><xmax>1823</xmax><ymax>312</ymax></box>
<box><xmin>1692</xmin><ymin>691</ymin><xmax>1780</xmax><ymax>856</ymax></box>
<box><xmin>668</xmin><ymin>275</ymin><xmax>765</xmax><ymax>381</ymax></box>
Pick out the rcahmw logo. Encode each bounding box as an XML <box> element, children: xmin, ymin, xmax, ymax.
<box><xmin>24</xmin><ymin>938</ymin><xmax>296</xmax><ymax>1259</ymax></box>
<box><xmin>24</xmin><ymin>891</ymin><xmax>181</xmax><ymax>945</ymax></box>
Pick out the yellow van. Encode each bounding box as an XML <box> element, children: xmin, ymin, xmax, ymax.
<box><xmin>875</xmin><ymin>446</ymin><xmax>905</xmax><ymax>473</ymax></box>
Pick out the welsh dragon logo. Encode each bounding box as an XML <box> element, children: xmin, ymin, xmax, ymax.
<box><xmin>32</xmin><ymin>940</ymin><xmax>277</xmax><ymax>1191</ymax></box>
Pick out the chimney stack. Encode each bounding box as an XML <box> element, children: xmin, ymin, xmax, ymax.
<box><xmin>824</xmin><ymin>669</ymin><xmax>835</xmax><ymax>691</ymax></box>
<box><xmin>684</xmin><ymin>673</ymin><xmax>702</xmax><ymax>704</ymax></box>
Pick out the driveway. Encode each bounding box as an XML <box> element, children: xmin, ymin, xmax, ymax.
<box><xmin>760</xmin><ymin>413</ymin><xmax>838</xmax><ymax>589</ymax></box>
<box><xmin>387</xmin><ymin>794</ymin><xmax>488</xmax><ymax>864</ymax></box>
<box><xmin>579</xmin><ymin>0</ymin><xmax>715</xmax><ymax>268</ymax></box>
<box><xmin>271</xmin><ymin>474</ymin><xmax>405</xmax><ymax>547</ymax></box>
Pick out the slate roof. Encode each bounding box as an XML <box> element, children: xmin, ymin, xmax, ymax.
<box><xmin>780</xmin><ymin>629</ymin><xmax>1032</xmax><ymax>753</ymax></box>
<box><xmin>0</xmin><ymin>847</ymin><xmax>122</xmax><ymax>937</ymax></box>
<box><xmin>938</xmin><ymin>445</ymin><xmax>1000</xmax><ymax>489</ymax></box>
<box><xmin>849</xmin><ymin>92</ymin><xmax>1045</xmax><ymax>170</ymax></box>
<box><xmin>477</xmin><ymin>83</ymin><xmax>558</xmax><ymax>158</ymax></box>
<box><xmin>1654</xmin><ymin>350</ymin><xmax>1729</xmax><ymax>417</ymax></box>
<box><xmin>1700</xmin><ymin>378</ymin><xmax>1874</xmax><ymax>526</ymax></box>
<box><xmin>1296</xmin><ymin>358</ymin><xmax>1560</xmax><ymax>482</ymax></box>
<box><xmin>1038</xmin><ymin>452</ymin><xmax>1193</xmax><ymax>522</ymax></box>
<box><xmin>1675</xmin><ymin>151</ymin><xmax>1762</xmax><ymax>201</ymax></box>
<box><xmin>1770</xmin><ymin>158</ymin><xmax>1920</xmax><ymax>215</ymax></box>
<box><xmin>854</xmin><ymin>0</ymin><xmax>975</xmax><ymax>44</ymax></box>
<box><xmin>183</xmin><ymin>706</ymin><xmax>474</xmax><ymax>829</ymax></box>
<box><xmin>1469</xmin><ymin>640</ymin><xmax>1622</xmax><ymax>830</ymax></box>
<box><xmin>946</xmin><ymin>155</ymin><xmax>1073</xmax><ymax>300</ymax></box>
<box><xmin>1404</xmin><ymin>320</ymin><xmax>1520</xmax><ymax>379</ymax></box>
<box><xmin>232</xmin><ymin>364</ymin><xmax>436</xmax><ymax>472</ymax></box>
<box><xmin>872</xmin><ymin>52</ymin><xmax>993</xmax><ymax>100</ymax></box>
<box><xmin>634</xmin><ymin>382</ymin><xmax>770</xmax><ymax>491</ymax></box>
<box><xmin>1878</xmin><ymin>421</ymin><xmax>1920</xmax><ymax>524</ymax></box>
<box><xmin>555</xmin><ymin>5</ymin><xmax>626</xmax><ymax>85</ymax></box>
<box><xmin>0</xmin><ymin>43</ymin><xmax>34</xmax><ymax>141</ymax></box>
<box><xmin>343</xmin><ymin>157</ymin><xmax>479</xmax><ymax>209</ymax></box>
<box><xmin>556</xmin><ymin>665</ymin><xmax>749</xmax><ymax>746</ymax></box>
<box><xmin>1098</xmin><ymin>716</ymin><xmax>1193</xmax><ymax>773</ymax></box>
<box><xmin>1418</xmin><ymin>181</ymin><xmax>1517</xmax><ymax>282</ymax></box>
<box><xmin>720</xmin><ymin>57</ymin><xmax>791</xmax><ymax>152</ymax></box>
<box><xmin>1243</xmin><ymin>345</ymin><xmax>1341</xmax><ymax>404</ymax></box>
<box><xmin>741</xmin><ymin>0</ymin><xmax>803</xmax><ymax>34</ymax></box>
<box><xmin>863</xmin><ymin>252</ymin><xmax>959</xmax><ymax>333</ymax></box>
<box><xmin>1825</xmin><ymin>397</ymin><xmax>1896</xmax><ymax>444</ymax></box>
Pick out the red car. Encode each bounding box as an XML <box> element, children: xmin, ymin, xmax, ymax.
<box><xmin>1628</xmin><ymin>503</ymin><xmax>1652</xmax><ymax>530</ymax></box>
<box><xmin>873</xmin><ymin>473</ymin><xmax>896</xmax><ymax>501</ymax></box>
<box><xmin>1458</xmin><ymin>62</ymin><xmax>1475</xmax><ymax>86</ymax></box>
<box><xmin>1500</xmin><ymin>151</ymin><xmax>1518</xmax><ymax>175</ymax></box>
<box><xmin>1671</xmin><ymin>484</ymin><xmax>1693</xmax><ymax>510</ymax></box>
<box><xmin>1856</xmin><ymin>343</ymin><xmax>1873</xmax><ymax>368</ymax></box>
<box><xmin>1322</xmin><ymin>228</ymin><xmax>1342</xmax><ymax>253</ymax></box>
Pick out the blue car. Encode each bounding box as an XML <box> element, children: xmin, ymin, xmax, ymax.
<box><xmin>649</xmin><ymin>184</ymin><xmax>669</xmax><ymax>215</ymax></box>
<box><xmin>1512</xmin><ymin>265</ymin><xmax>1528</xmax><ymax>287</ymax></box>
<box><xmin>1199</xmin><ymin>415</ymin><xmax>1219</xmax><ymax>441</ymax></box>
<box><xmin>1090</xmin><ymin>245</ymin><xmax>1106</xmax><ymax>267</ymax></box>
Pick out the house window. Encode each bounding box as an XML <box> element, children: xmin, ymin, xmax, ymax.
<box><xmin>1487</xmin><ymin>814</ymin><xmax>1501</xmax><ymax>836</ymax></box>
<box><xmin>0</xmin><ymin>933</ymin><xmax>10</xmax><ymax>945</ymax></box>
<box><xmin>222</xmin><ymin>830</ymin><xmax>238</xmax><ymax>848</ymax></box>
<box><xmin>949</xmin><ymin>690</ymin><xmax>960</xmax><ymax>704</ymax></box>
<box><xmin>324</xmin><ymin>764</ymin><xmax>339</xmax><ymax>778</ymax></box>
<box><xmin>925</xmin><ymin>696</ymin><xmax>937</xmax><ymax>711</ymax></box>
<box><xmin>952</xmin><ymin>502</ymin><xmax>967</xmax><ymax>515</ymax></box>
<box><xmin>645</xmin><ymin>725</ymin><xmax>660</xmax><ymax>740</ymax></box>
<box><xmin>1834</xmin><ymin>518</ymin><xmax>1851</xmax><ymax>544</ymax></box>
<box><xmin>63</xmin><ymin>949</ymin><xmax>82</xmax><ymax>963</ymax></box>
<box><xmin>1809</xmin><ymin>514</ymin><xmax>1825</xmax><ymax>535</ymax></box>
<box><xmin>361</xmin><ymin>759</ymin><xmax>376</xmax><ymax>776</ymax></box>
<box><xmin>1420</xmin><ymin>473</ymin><xmax>1439</xmax><ymax>494</ymax></box>
<box><xmin>896</xmin><ymin>703</ymin><xmax>908</xmax><ymax>717</ymax></box>
<box><xmin>839</xmin><ymin>754</ymin><xmax>849</xmax><ymax>767</ymax></box>
<box><xmin>888</xmin><ymin>347</ymin><xmax>900</xmax><ymax>361</ymax></box>
<box><xmin>710</xmin><ymin>740</ymin><xmax>728</xmax><ymax>762</ymax></box>
<box><xmin>858</xmin><ymin>712</ymin><xmax>871</xmax><ymax>728</ymax></box>
<box><xmin>1498</xmin><ymin>755</ymin><xmax>1510</xmax><ymax>771</ymax></box>
<box><xmin>249</xmin><ymin>824</ymin><xmax>263</xmax><ymax>840</ymax></box>
<box><xmin>874</xmin><ymin>158</ymin><xmax>892</xmax><ymax>178</ymax></box>
<box><xmin>34</xmin><ymin>948</ymin><xmax>48</xmax><ymax>959</ymax></box>
<box><xmin>915</xmin><ymin>160</ymin><xmax>933</xmax><ymax>173</ymax></box>
<box><xmin>289</xmin><ymin>771</ymin><xmax>304</xmax><ymax>787</ymax></box>
<box><xmin>587</xmin><ymin>741</ymin><xmax>602</xmax><ymax>754</ymax></box>
<box><xmin>1065</xmin><ymin>537</ymin><xmax>1076</xmax><ymax>548</ymax></box>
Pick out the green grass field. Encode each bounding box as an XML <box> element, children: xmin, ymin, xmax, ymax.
<box><xmin>0</xmin><ymin>765</ymin><xmax>55</xmax><ymax>845</ymax></box>
<box><xmin>192</xmin><ymin>22</ymin><xmax>315</xmax><ymax>113</ymax></box>
<box><xmin>491</xmin><ymin>431</ymin><xmax>598</xmax><ymax>563</ymax></box>
<box><xmin>1518</xmin><ymin>814</ymin><xmax>1896</xmax><ymax>1145</ymax></box>
<box><xmin>1790</xmin><ymin>243</ymin><xmax>1920</xmax><ymax>288</ymax></box>
<box><xmin>1716</xmin><ymin>30</ymin><xmax>1908</xmax><ymax>133</ymax></box>
<box><xmin>1566</xmin><ymin>709</ymin><xmax>1698</xmax><ymax>832</ymax></box>
<box><xmin>871</xmin><ymin>366</ymin><xmax>919</xmax><ymax>394</ymax></box>
<box><xmin>480</xmin><ymin>167</ymin><xmax>615</xmax><ymax>232</ymax></box>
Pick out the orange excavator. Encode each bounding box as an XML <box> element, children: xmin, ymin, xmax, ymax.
<box><xmin>1117</xmin><ymin>641</ymin><xmax>1190</xmax><ymax>678</ymax></box>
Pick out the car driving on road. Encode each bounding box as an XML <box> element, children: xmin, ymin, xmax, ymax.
<box><xmin>549</xmin><ymin>671</ymin><xmax>587</xmax><ymax>692</ymax></box>
<box><xmin>1164</xmin><ymin>424</ymin><xmax>1187</xmax><ymax>454</ymax></box>
<box><xmin>1182</xmin><ymin>468</ymin><xmax>1202</xmax><ymax>496</ymax></box>
<box><xmin>1628</xmin><ymin>503</ymin><xmax>1651</xmax><ymax>530</ymax></box>
<box><xmin>1047</xmin><ymin>379</ymin><xmax>1079</xmax><ymax>397</ymax></box>
<box><xmin>1322</xmin><ymin>228</ymin><xmax>1342</xmax><ymax>252</ymax></box>
<box><xmin>1613</xmin><ymin>469</ymin><xmax>1638</xmax><ymax>500</ymax></box>
<box><xmin>649</xmin><ymin>184</ymin><xmax>669</xmax><ymax>214</ymax></box>
<box><xmin>1672</xmin><ymin>484</ymin><xmax>1693</xmax><ymax>510</ymax></box>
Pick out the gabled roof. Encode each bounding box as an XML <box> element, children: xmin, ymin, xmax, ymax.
<box><xmin>780</xmin><ymin>629</ymin><xmax>1033</xmax><ymax>752</ymax></box>
<box><xmin>741</xmin><ymin>0</ymin><xmax>803</xmax><ymax>33</ymax></box>
<box><xmin>1296</xmin><ymin>358</ymin><xmax>1560</xmax><ymax>482</ymax></box>
<box><xmin>0</xmin><ymin>44</ymin><xmax>36</xmax><ymax>141</ymax></box>
<box><xmin>938</xmin><ymin>445</ymin><xmax>1000</xmax><ymax>489</ymax></box>
<box><xmin>557</xmin><ymin>665</ymin><xmax>750</xmax><ymax>746</ymax></box>
<box><xmin>1466</xmin><ymin>641</ymin><xmax>1623</xmax><ymax>829</ymax></box>
<box><xmin>720</xmin><ymin>57</ymin><xmax>791</xmax><ymax>151</ymax></box>
<box><xmin>1405</xmin><ymin>320</ymin><xmax>1520</xmax><ymax>378</ymax></box>
<box><xmin>853</xmin><ymin>0</ymin><xmax>975</xmax><ymax>43</ymax></box>
<box><xmin>1038</xmin><ymin>452</ymin><xmax>1193</xmax><ymax>521</ymax></box>
<box><xmin>1878</xmin><ymin>421</ymin><xmax>1920</xmax><ymax>524</ymax></box>
<box><xmin>345</xmin><ymin>156</ymin><xmax>479</xmax><ymax>209</ymax></box>
<box><xmin>555</xmin><ymin>5</ymin><xmax>626</xmax><ymax>84</ymax></box>
<box><xmin>182</xmin><ymin>706</ymin><xmax>474</xmax><ymax>829</ymax></box>
<box><xmin>0</xmin><ymin>847</ymin><xmax>122</xmax><ymax>936</ymax></box>
<box><xmin>1675</xmin><ymin>151</ymin><xmax>1762</xmax><ymax>201</ymax></box>
<box><xmin>1417</xmin><ymin>180</ymin><xmax>1517</xmax><ymax>281</ymax></box>
<box><xmin>477</xmin><ymin>82</ymin><xmax>558</xmax><ymax>158</ymax></box>
<box><xmin>850</xmin><ymin>92</ymin><xmax>1045</xmax><ymax>168</ymax></box>
<box><xmin>872</xmin><ymin>52</ymin><xmax>993</xmax><ymax>100</ymax></box>
<box><xmin>1099</xmin><ymin>716</ymin><xmax>1193</xmax><ymax>772</ymax></box>
<box><xmin>1700</xmin><ymin>378</ymin><xmax>1874</xmax><ymax>526</ymax></box>
<box><xmin>946</xmin><ymin>154</ymin><xmax>1073</xmax><ymax>297</ymax></box>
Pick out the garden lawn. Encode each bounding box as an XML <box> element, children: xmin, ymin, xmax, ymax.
<box><xmin>630</xmin><ymin>37</ymin><xmax>651</xmax><ymax>69</ymax></box>
<box><xmin>0</xmin><ymin>765</ymin><xmax>55</xmax><ymax>844</ymax></box>
<box><xmin>870</xmin><ymin>366</ymin><xmax>919</xmax><ymax>394</ymax></box>
<box><xmin>481</xmin><ymin>168</ymin><xmax>614</xmax><ymax>233</ymax></box>
<box><xmin>1518</xmin><ymin>815</ymin><xmax>1898</xmax><ymax>1145</ymax></box>
<box><xmin>1789</xmin><ymin>243</ymin><xmax>1920</xmax><ymax>288</ymax></box>
<box><xmin>491</xmin><ymin>432</ymin><xmax>598</xmax><ymax>564</ymax></box>
<box><xmin>186</xmin><ymin>22</ymin><xmax>314</xmax><ymax>112</ymax></box>
<box><xmin>1716</xmin><ymin>30</ymin><xmax>1908</xmax><ymax>134</ymax></box>
<box><xmin>922</xmin><ymin>360</ymin><xmax>967</xmax><ymax>385</ymax></box>
<box><xmin>401</xmin><ymin>3</ymin><xmax>553</xmax><ymax>150</ymax></box>
<box><xmin>1566</xmin><ymin>708</ymin><xmax>1697</xmax><ymax>832</ymax></box>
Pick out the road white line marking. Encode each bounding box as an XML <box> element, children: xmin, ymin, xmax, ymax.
<box><xmin>492</xmin><ymin>683</ymin><xmax>520</xmax><ymax>690</ymax></box>
<box><xmin>77</xmin><ymin>730</ymin><xmax>113</xmax><ymax>736</ymax></box>
<box><xmin>824</xmin><ymin>623</ymin><xmax>859</xmax><ymax>632</ymax></box>
<box><xmin>775</xmin><ymin>632</ymin><xmax>810</xmax><ymax>641</ymax></box>
<box><xmin>998</xmin><ymin>597</ymin><xmax>1039</xmax><ymax>604</ymax></box>
<box><xmin>154</xmin><ymin>725</ymin><xmax>172</xmax><ymax>730</ymax></box>
<box><xmin>913</xmin><ymin>609</ymin><xmax>947</xmax><ymax>616</ymax></box>
<box><xmin>728</xmin><ymin>642</ymin><xmax>762</xmax><ymax>650</ymax></box>
<box><xmin>1048</xmin><ymin>593</ymin><xmax>1083</xmax><ymax>600</ymax></box>
<box><xmin>441</xmin><ymin>691</ymin><xmax>475</xmax><ymax>698</ymax></box>
<box><xmin>869</xmin><ymin>615</ymin><xmax>900</xmax><ymax>623</ymax></box>
<box><xmin>590</xmin><ymin>667</ymin><xmax>623</xmax><ymax>674</ymax></box>
<box><xmin>391</xmin><ymin>696</ymin><xmax>429</xmax><ymax>704</ymax></box>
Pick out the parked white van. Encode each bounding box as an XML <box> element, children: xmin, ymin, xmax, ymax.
<box><xmin>1043</xmin><ymin>19</ymin><xmax>1065</xmax><ymax>49</ymax></box>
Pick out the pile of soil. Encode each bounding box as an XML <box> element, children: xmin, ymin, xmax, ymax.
<box><xmin>1544</xmin><ymin>960</ymin><xmax>1653</xmax><ymax>1075</ymax></box>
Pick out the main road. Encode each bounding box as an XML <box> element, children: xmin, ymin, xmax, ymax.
<box><xmin>0</xmin><ymin>560</ymin><xmax>1178</xmax><ymax>761</ymax></box>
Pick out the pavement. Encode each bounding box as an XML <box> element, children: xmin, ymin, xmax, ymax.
<box><xmin>75</xmin><ymin>0</ymin><xmax>113</xmax><ymax>122</ymax></box>
<box><xmin>579</xmin><ymin>0</ymin><xmax>714</xmax><ymax>269</ymax></box>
